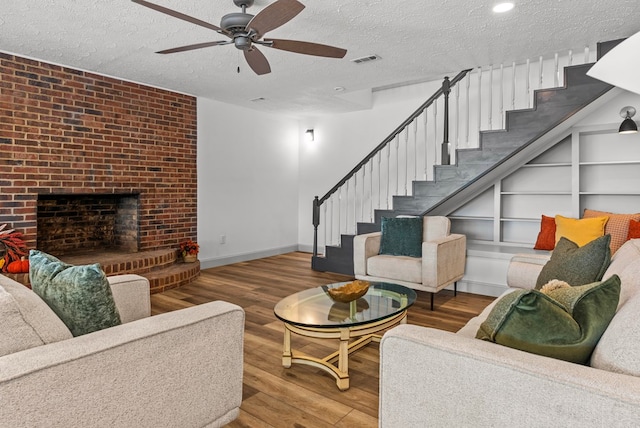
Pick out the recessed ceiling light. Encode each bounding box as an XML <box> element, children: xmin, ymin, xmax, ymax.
<box><xmin>493</xmin><ymin>2</ymin><xmax>514</xmax><ymax>13</ymax></box>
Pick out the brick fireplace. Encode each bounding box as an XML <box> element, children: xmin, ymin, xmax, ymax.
<box><xmin>0</xmin><ymin>53</ymin><xmax>198</xmax><ymax>252</ymax></box>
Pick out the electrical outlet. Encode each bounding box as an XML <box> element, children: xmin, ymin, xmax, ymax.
<box><xmin>220</xmin><ymin>234</ymin><xmax>226</xmax><ymax>244</ymax></box>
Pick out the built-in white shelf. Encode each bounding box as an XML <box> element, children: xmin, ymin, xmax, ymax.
<box><xmin>449</xmin><ymin>216</ymin><xmax>493</xmax><ymax>221</ymax></box>
<box><xmin>500</xmin><ymin>191</ymin><xmax>572</xmax><ymax>195</ymax></box>
<box><xmin>579</xmin><ymin>160</ymin><xmax>640</xmax><ymax>166</ymax></box>
<box><xmin>450</xmin><ymin>126</ymin><xmax>639</xmax><ymax>246</ymax></box>
<box><xmin>522</xmin><ymin>162</ymin><xmax>572</xmax><ymax>168</ymax></box>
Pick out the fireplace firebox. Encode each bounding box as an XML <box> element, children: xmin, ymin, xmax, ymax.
<box><xmin>37</xmin><ymin>194</ymin><xmax>140</xmax><ymax>256</ymax></box>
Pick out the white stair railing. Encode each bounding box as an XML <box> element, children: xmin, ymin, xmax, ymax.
<box><xmin>313</xmin><ymin>45</ymin><xmax>596</xmax><ymax>256</ymax></box>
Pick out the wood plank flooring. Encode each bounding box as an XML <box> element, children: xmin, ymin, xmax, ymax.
<box><xmin>150</xmin><ymin>252</ymin><xmax>496</xmax><ymax>428</ymax></box>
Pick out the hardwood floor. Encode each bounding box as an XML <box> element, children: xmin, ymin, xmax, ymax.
<box><xmin>150</xmin><ymin>252</ymin><xmax>496</xmax><ymax>427</ymax></box>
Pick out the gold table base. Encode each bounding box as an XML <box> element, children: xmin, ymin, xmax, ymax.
<box><xmin>281</xmin><ymin>310</ymin><xmax>407</xmax><ymax>390</ymax></box>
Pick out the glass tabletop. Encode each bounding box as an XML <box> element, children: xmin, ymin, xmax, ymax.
<box><xmin>274</xmin><ymin>282</ymin><xmax>417</xmax><ymax>328</ymax></box>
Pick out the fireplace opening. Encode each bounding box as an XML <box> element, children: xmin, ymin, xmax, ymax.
<box><xmin>37</xmin><ymin>194</ymin><xmax>140</xmax><ymax>256</ymax></box>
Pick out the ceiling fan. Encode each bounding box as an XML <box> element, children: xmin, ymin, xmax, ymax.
<box><xmin>132</xmin><ymin>0</ymin><xmax>348</xmax><ymax>75</ymax></box>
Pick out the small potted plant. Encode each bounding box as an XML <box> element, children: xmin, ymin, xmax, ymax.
<box><xmin>179</xmin><ymin>240</ymin><xmax>199</xmax><ymax>263</ymax></box>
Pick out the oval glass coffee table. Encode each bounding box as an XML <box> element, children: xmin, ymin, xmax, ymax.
<box><xmin>274</xmin><ymin>281</ymin><xmax>417</xmax><ymax>390</ymax></box>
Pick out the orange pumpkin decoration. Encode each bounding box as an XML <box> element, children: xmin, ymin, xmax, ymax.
<box><xmin>7</xmin><ymin>257</ymin><xmax>29</xmax><ymax>274</ymax></box>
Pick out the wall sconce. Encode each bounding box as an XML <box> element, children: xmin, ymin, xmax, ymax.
<box><xmin>619</xmin><ymin>106</ymin><xmax>638</xmax><ymax>134</ymax></box>
<box><xmin>304</xmin><ymin>129</ymin><xmax>315</xmax><ymax>142</ymax></box>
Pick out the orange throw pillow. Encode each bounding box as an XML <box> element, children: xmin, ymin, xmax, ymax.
<box><xmin>533</xmin><ymin>215</ymin><xmax>556</xmax><ymax>250</ymax></box>
<box><xmin>628</xmin><ymin>219</ymin><xmax>640</xmax><ymax>240</ymax></box>
<box><xmin>584</xmin><ymin>209</ymin><xmax>640</xmax><ymax>253</ymax></box>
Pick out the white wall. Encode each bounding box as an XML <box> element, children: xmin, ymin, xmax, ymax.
<box><xmin>197</xmin><ymin>97</ymin><xmax>300</xmax><ymax>267</ymax></box>
<box><xmin>297</xmin><ymin>80</ymin><xmax>443</xmax><ymax>251</ymax></box>
<box><xmin>577</xmin><ymin>90</ymin><xmax>640</xmax><ymax>126</ymax></box>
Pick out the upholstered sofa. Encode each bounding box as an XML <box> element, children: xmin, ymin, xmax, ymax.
<box><xmin>379</xmin><ymin>238</ymin><xmax>640</xmax><ymax>427</ymax></box>
<box><xmin>0</xmin><ymin>273</ymin><xmax>244</xmax><ymax>428</ymax></box>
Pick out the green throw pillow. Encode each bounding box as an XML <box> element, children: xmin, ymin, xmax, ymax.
<box><xmin>476</xmin><ymin>275</ymin><xmax>620</xmax><ymax>364</ymax></box>
<box><xmin>535</xmin><ymin>235</ymin><xmax>611</xmax><ymax>289</ymax></box>
<box><xmin>29</xmin><ymin>250</ymin><xmax>122</xmax><ymax>337</ymax></box>
<box><xmin>379</xmin><ymin>217</ymin><xmax>423</xmax><ymax>258</ymax></box>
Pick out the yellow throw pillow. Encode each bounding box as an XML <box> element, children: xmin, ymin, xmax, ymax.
<box><xmin>555</xmin><ymin>215</ymin><xmax>608</xmax><ymax>247</ymax></box>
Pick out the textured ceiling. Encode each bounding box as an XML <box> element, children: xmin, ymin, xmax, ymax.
<box><xmin>2</xmin><ymin>0</ymin><xmax>640</xmax><ymax>117</ymax></box>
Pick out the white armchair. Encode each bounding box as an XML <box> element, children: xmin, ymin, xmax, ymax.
<box><xmin>353</xmin><ymin>216</ymin><xmax>466</xmax><ymax>310</ymax></box>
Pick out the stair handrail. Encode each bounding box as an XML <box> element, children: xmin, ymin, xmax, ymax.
<box><xmin>312</xmin><ymin>68</ymin><xmax>473</xmax><ymax>256</ymax></box>
<box><xmin>316</xmin><ymin>68</ymin><xmax>472</xmax><ymax>207</ymax></box>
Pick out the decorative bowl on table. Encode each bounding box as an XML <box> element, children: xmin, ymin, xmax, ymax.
<box><xmin>326</xmin><ymin>280</ymin><xmax>370</xmax><ymax>303</ymax></box>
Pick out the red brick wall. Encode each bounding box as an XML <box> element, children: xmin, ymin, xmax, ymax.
<box><xmin>0</xmin><ymin>52</ymin><xmax>197</xmax><ymax>251</ymax></box>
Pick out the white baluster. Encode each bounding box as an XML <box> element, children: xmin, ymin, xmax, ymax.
<box><xmin>465</xmin><ymin>74</ymin><xmax>470</xmax><ymax>147</ymax></box>
<box><xmin>404</xmin><ymin>127</ymin><xmax>409</xmax><ymax>195</ymax></box>
<box><xmin>337</xmin><ymin>187</ymin><xmax>341</xmax><ymax>239</ymax></box>
<box><xmin>538</xmin><ymin>56</ymin><xmax>544</xmax><ymax>88</ymax></box>
<box><xmin>433</xmin><ymin>101</ymin><xmax>438</xmax><ymax>164</ymax></box>
<box><xmin>361</xmin><ymin>168</ymin><xmax>365</xmax><ymax>224</ymax></box>
<box><xmin>499</xmin><ymin>63</ymin><xmax>504</xmax><ymax>129</ymax></box>
<box><xmin>488</xmin><ymin>64</ymin><xmax>493</xmax><ymax>130</ymax></box>
<box><xmin>454</xmin><ymin>84</ymin><xmax>459</xmax><ymax>153</ymax></box>
<box><xmin>395</xmin><ymin>134</ymin><xmax>399</xmax><ymax>196</ymax></box>
<box><xmin>424</xmin><ymin>108</ymin><xmax>429</xmax><ymax>179</ymax></box>
<box><xmin>369</xmin><ymin>160</ymin><xmax>375</xmax><ymax>223</ymax></box>
<box><xmin>322</xmin><ymin>203</ymin><xmax>327</xmax><ymax>255</ymax></box>
<box><xmin>353</xmin><ymin>174</ymin><xmax>357</xmax><ymax>232</ymax></box>
<box><xmin>345</xmin><ymin>180</ymin><xmax>350</xmax><ymax>234</ymax></box>
<box><xmin>377</xmin><ymin>151</ymin><xmax>381</xmax><ymax>212</ymax></box>
<box><xmin>329</xmin><ymin>196</ymin><xmax>333</xmax><ymax>245</ymax></box>
<box><xmin>386</xmin><ymin>143</ymin><xmax>390</xmax><ymax>209</ymax></box>
<box><xmin>526</xmin><ymin>58</ymin><xmax>531</xmax><ymax>108</ymax></box>
<box><xmin>568</xmin><ymin>49</ymin><xmax>573</xmax><ymax>66</ymax></box>
<box><xmin>413</xmin><ymin>118</ymin><xmax>418</xmax><ymax>181</ymax></box>
<box><xmin>477</xmin><ymin>66</ymin><xmax>482</xmax><ymax>134</ymax></box>
<box><xmin>554</xmin><ymin>53</ymin><xmax>559</xmax><ymax>87</ymax></box>
<box><xmin>584</xmin><ymin>46</ymin><xmax>589</xmax><ymax>63</ymax></box>
<box><xmin>511</xmin><ymin>61</ymin><xmax>516</xmax><ymax>110</ymax></box>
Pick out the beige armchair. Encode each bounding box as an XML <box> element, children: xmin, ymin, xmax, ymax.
<box><xmin>353</xmin><ymin>216</ymin><xmax>466</xmax><ymax>310</ymax></box>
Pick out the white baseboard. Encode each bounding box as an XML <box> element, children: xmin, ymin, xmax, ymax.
<box><xmin>199</xmin><ymin>245</ymin><xmax>299</xmax><ymax>269</ymax></box>
<box><xmin>297</xmin><ymin>243</ymin><xmax>318</xmax><ymax>254</ymax></box>
<box><xmin>455</xmin><ymin>279</ymin><xmax>507</xmax><ymax>298</ymax></box>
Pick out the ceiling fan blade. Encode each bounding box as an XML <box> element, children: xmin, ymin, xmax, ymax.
<box><xmin>132</xmin><ymin>0</ymin><xmax>226</xmax><ymax>33</ymax></box>
<box><xmin>244</xmin><ymin>47</ymin><xmax>271</xmax><ymax>75</ymax></box>
<box><xmin>246</xmin><ymin>0</ymin><xmax>305</xmax><ymax>38</ymax></box>
<box><xmin>156</xmin><ymin>41</ymin><xmax>232</xmax><ymax>54</ymax></box>
<box><xmin>264</xmin><ymin>39</ymin><xmax>347</xmax><ymax>58</ymax></box>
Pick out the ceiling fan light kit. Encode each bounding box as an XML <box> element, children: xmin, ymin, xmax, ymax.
<box><xmin>132</xmin><ymin>0</ymin><xmax>347</xmax><ymax>75</ymax></box>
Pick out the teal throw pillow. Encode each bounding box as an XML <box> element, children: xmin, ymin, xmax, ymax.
<box><xmin>29</xmin><ymin>250</ymin><xmax>122</xmax><ymax>337</ymax></box>
<box><xmin>379</xmin><ymin>217</ymin><xmax>423</xmax><ymax>258</ymax></box>
<box><xmin>476</xmin><ymin>275</ymin><xmax>620</xmax><ymax>365</ymax></box>
<box><xmin>535</xmin><ymin>235</ymin><xmax>611</xmax><ymax>289</ymax></box>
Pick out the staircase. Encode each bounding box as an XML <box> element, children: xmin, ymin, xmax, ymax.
<box><xmin>313</xmin><ymin>42</ymin><xmax>620</xmax><ymax>276</ymax></box>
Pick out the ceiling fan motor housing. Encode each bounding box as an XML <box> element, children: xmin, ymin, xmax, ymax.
<box><xmin>220</xmin><ymin>12</ymin><xmax>254</xmax><ymax>33</ymax></box>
